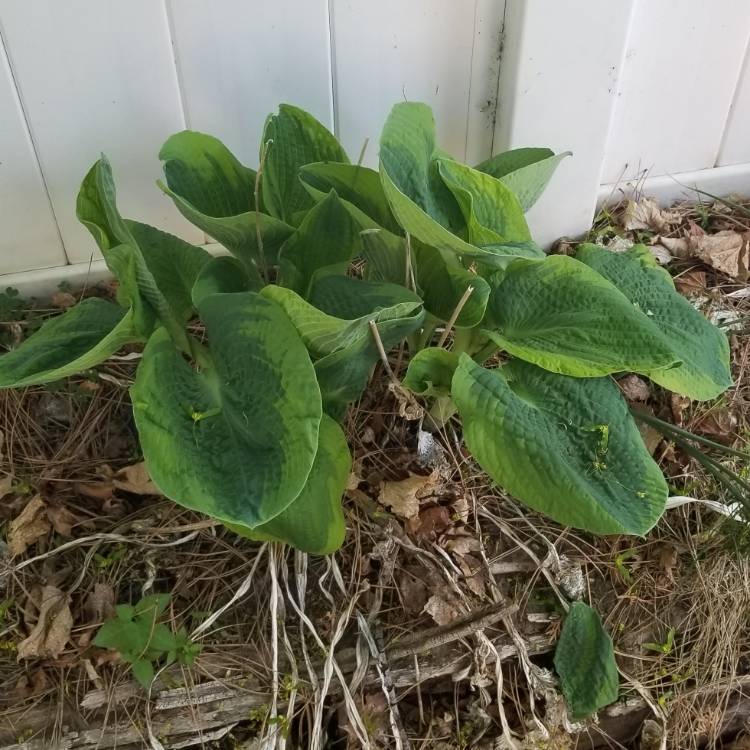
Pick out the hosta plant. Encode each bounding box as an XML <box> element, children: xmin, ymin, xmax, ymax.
<box><xmin>0</xmin><ymin>102</ymin><xmax>730</xmax><ymax>556</ymax></box>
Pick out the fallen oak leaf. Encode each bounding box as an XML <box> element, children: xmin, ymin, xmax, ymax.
<box><xmin>378</xmin><ymin>470</ymin><xmax>440</xmax><ymax>520</ymax></box>
<box><xmin>46</xmin><ymin>503</ymin><xmax>80</xmax><ymax>537</ymax></box>
<box><xmin>113</xmin><ymin>462</ymin><xmax>161</xmax><ymax>495</ymax></box>
<box><xmin>661</xmin><ymin>231</ymin><xmax>750</xmax><ymax>281</ymax></box>
<box><xmin>423</xmin><ymin>594</ymin><xmax>460</xmax><ymax>626</ymax></box>
<box><xmin>8</xmin><ymin>495</ymin><xmax>50</xmax><ymax>556</ymax></box>
<box><xmin>623</xmin><ymin>198</ymin><xmax>679</xmax><ymax>233</ymax></box>
<box><xmin>17</xmin><ymin>585</ymin><xmax>73</xmax><ymax>660</ymax></box>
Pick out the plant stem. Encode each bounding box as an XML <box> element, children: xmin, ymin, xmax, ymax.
<box><xmin>472</xmin><ymin>340</ymin><xmax>500</xmax><ymax>364</ymax></box>
<box><xmin>369</xmin><ymin>320</ymin><xmax>400</xmax><ymax>386</ymax></box>
<box><xmin>436</xmin><ymin>285</ymin><xmax>474</xmax><ymax>348</ymax></box>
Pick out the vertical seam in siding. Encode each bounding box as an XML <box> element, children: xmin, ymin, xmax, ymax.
<box><xmin>326</xmin><ymin>0</ymin><xmax>340</xmax><ymax>138</ymax></box>
<box><xmin>463</xmin><ymin>0</ymin><xmax>480</xmax><ymax>162</ymax></box>
<box><xmin>715</xmin><ymin>25</ymin><xmax>750</xmax><ymax>168</ymax></box>
<box><xmin>0</xmin><ymin>19</ymin><xmax>68</xmax><ymax>264</ymax></box>
<box><xmin>163</xmin><ymin>0</ymin><xmax>191</xmax><ymax>130</ymax></box>
<box><xmin>487</xmin><ymin>0</ymin><xmax>507</xmax><ymax>158</ymax></box>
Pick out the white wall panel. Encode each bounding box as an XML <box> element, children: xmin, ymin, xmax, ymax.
<box><xmin>167</xmin><ymin>0</ymin><xmax>335</xmax><ymax>167</ymax></box>
<box><xmin>331</xmin><ymin>0</ymin><xmax>505</xmax><ymax>167</ymax></box>
<box><xmin>602</xmin><ymin>0</ymin><xmax>750</xmax><ymax>183</ymax></box>
<box><xmin>0</xmin><ymin>0</ymin><xmax>203</xmax><ymax>264</ymax></box>
<box><xmin>0</xmin><ymin>32</ymin><xmax>66</xmax><ymax>274</ymax></box>
<box><xmin>718</xmin><ymin>41</ymin><xmax>750</xmax><ymax>166</ymax></box>
<box><xmin>495</xmin><ymin>0</ymin><xmax>636</xmax><ymax>246</ymax></box>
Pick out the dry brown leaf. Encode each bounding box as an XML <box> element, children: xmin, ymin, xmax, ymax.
<box><xmin>397</xmin><ymin>571</ymin><xmax>429</xmax><ymax>615</ymax></box>
<box><xmin>670</xmin><ymin>394</ymin><xmax>691</xmax><ymax>425</ymax></box>
<box><xmin>8</xmin><ymin>495</ymin><xmax>50</xmax><ymax>556</ymax></box>
<box><xmin>51</xmin><ymin>291</ymin><xmax>77</xmax><ymax>309</ymax></box>
<box><xmin>74</xmin><ymin>481</ymin><xmax>114</xmax><ymax>501</ymax></box>
<box><xmin>457</xmin><ymin>554</ymin><xmax>486</xmax><ymax>598</ymax></box>
<box><xmin>17</xmin><ymin>585</ymin><xmax>73</xmax><ymax>660</ymax></box>
<box><xmin>378</xmin><ymin>470</ymin><xmax>440</xmax><ymax>520</ymax></box>
<box><xmin>387</xmin><ymin>381</ymin><xmax>424</xmax><ymax>421</ymax></box>
<box><xmin>444</xmin><ymin>533</ymin><xmax>480</xmax><ymax>555</ymax></box>
<box><xmin>662</xmin><ymin>231</ymin><xmax>750</xmax><ymax>280</ymax></box>
<box><xmin>0</xmin><ymin>472</ymin><xmax>13</xmax><ymax>499</ymax></box>
<box><xmin>406</xmin><ymin>505</ymin><xmax>452</xmax><ymax>537</ymax></box>
<box><xmin>657</xmin><ymin>543</ymin><xmax>679</xmax><ymax>583</ymax></box>
<box><xmin>618</xmin><ymin>374</ymin><xmax>650</xmax><ymax>403</ymax></box>
<box><xmin>637</xmin><ymin>422</ymin><xmax>663</xmax><ymax>456</ymax></box>
<box><xmin>423</xmin><ymin>594</ymin><xmax>460</xmax><ymax>626</ymax></box>
<box><xmin>85</xmin><ymin>583</ymin><xmax>115</xmax><ymax>623</ymax></box>
<box><xmin>693</xmin><ymin>407</ymin><xmax>737</xmax><ymax>444</ymax></box>
<box><xmin>674</xmin><ymin>269</ymin><xmax>707</xmax><ymax>297</ymax></box>
<box><xmin>46</xmin><ymin>503</ymin><xmax>79</xmax><ymax>537</ymax></box>
<box><xmin>623</xmin><ymin>198</ymin><xmax>678</xmax><ymax>233</ymax></box>
<box><xmin>113</xmin><ymin>462</ymin><xmax>161</xmax><ymax>495</ymax></box>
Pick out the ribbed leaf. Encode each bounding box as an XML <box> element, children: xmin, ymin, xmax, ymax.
<box><xmin>262</xmin><ymin>104</ymin><xmax>349</xmax><ymax>224</ymax></box>
<box><xmin>308</xmin><ymin>276</ymin><xmax>422</xmax><ymax>320</ymax></box>
<box><xmin>78</xmin><ymin>158</ymin><xmax>206</xmax><ymax>346</ymax></box>
<box><xmin>191</xmin><ymin>256</ymin><xmax>260</xmax><ymax>306</ymax></box>
<box><xmin>278</xmin><ymin>190</ymin><xmax>359</xmax><ymax>297</ymax></box>
<box><xmin>403</xmin><ymin>347</ymin><xmax>458</xmax><ymax>397</ymax></box>
<box><xmin>261</xmin><ymin>285</ymin><xmax>423</xmax><ymax>415</ymax></box>
<box><xmin>576</xmin><ymin>244</ymin><xmax>732</xmax><ymax>400</ymax></box>
<box><xmin>131</xmin><ymin>292</ymin><xmax>322</xmax><ymax>528</ymax></box>
<box><xmin>451</xmin><ymin>356</ymin><xmax>667</xmax><ymax>534</ymax></box>
<box><xmin>227</xmin><ymin>415</ymin><xmax>349</xmax><ymax>554</ymax></box>
<box><xmin>300</xmin><ymin>162</ymin><xmax>400</xmax><ymax>233</ymax></box>
<box><xmin>158</xmin><ymin>131</ymin><xmax>293</xmax><ymax>272</ymax></box>
<box><xmin>360</xmin><ymin>228</ymin><xmax>408</xmax><ymax>285</ymax></box>
<box><xmin>437</xmin><ymin>158</ymin><xmax>531</xmax><ymax>245</ymax></box>
<box><xmin>485</xmin><ymin>256</ymin><xmax>679</xmax><ymax>377</ymax></box>
<box><xmin>0</xmin><ymin>299</ymin><xmax>137</xmax><ymax>387</ymax></box>
<box><xmin>475</xmin><ymin>148</ymin><xmax>570</xmax><ymax>210</ymax></box>
<box><xmin>554</xmin><ymin>603</ymin><xmax>619</xmax><ymax>719</ymax></box>
<box><xmin>379</xmin><ymin>103</ymin><xmax>531</xmax><ymax>269</ymax></box>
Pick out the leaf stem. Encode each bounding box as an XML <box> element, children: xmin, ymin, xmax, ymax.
<box><xmin>369</xmin><ymin>320</ymin><xmax>400</xmax><ymax>387</ymax></box>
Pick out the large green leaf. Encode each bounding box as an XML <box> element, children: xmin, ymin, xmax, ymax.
<box><xmin>403</xmin><ymin>347</ymin><xmax>458</xmax><ymax>397</ymax></box>
<box><xmin>278</xmin><ymin>190</ymin><xmax>360</xmax><ymax>297</ymax></box>
<box><xmin>158</xmin><ymin>131</ymin><xmax>293</xmax><ymax>273</ymax></box>
<box><xmin>0</xmin><ymin>298</ymin><xmax>137</xmax><ymax>388</ymax></box>
<box><xmin>475</xmin><ymin>148</ymin><xmax>570</xmax><ymax>211</ymax></box>
<box><xmin>299</xmin><ymin>162</ymin><xmax>400</xmax><ymax>233</ymax></box>
<box><xmin>78</xmin><ymin>157</ymin><xmax>201</xmax><ymax>346</ymax></box>
<box><xmin>131</xmin><ymin>292</ymin><xmax>322</xmax><ymax>528</ymax></box>
<box><xmin>451</xmin><ymin>356</ymin><xmax>668</xmax><ymax>534</ymax></box>
<box><xmin>262</xmin><ymin>104</ymin><xmax>349</xmax><ymax>224</ymax></box>
<box><xmin>360</xmin><ymin>228</ymin><xmax>408</xmax><ymax>285</ymax></box>
<box><xmin>227</xmin><ymin>415</ymin><xmax>349</xmax><ymax>554</ymax></box>
<box><xmin>576</xmin><ymin>244</ymin><xmax>732</xmax><ymax>400</ymax></box>
<box><xmin>261</xmin><ymin>285</ymin><xmax>423</xmax><ymax>415</ymax></box>
<box><xmin>379</xmin><ymin>104</ymin><xmax>528</xmax><ymax>270</ymax></box>
<box><xmin>126</xmin><ymin>221</ymin><xmax>211</xmax><ymax>324</ymax></box>
<box><xmin>554</xmin><ymin>602</ymin><xmax>619</xmax><ymax>719</ymax></box>
<box><xmin>308</xmin><ymin>275</ymin><xmax>422</xmax><ymax>320</ymax></box>
<box><xmin>191</xmin><ymin>256</ymin><xmax>260</xmax><ymax>307</ymax></box>
<box><xmin>484</xmin><ymin>256</ymin><xmax>679</xmax><ymax>377</ymax></box>
<box><xmin>437</xmin><ymin>158</ymin><xmax>531</xmax><ymax>245</ymax></box>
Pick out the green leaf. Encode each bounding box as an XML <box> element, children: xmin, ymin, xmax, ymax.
<box><xmin>262</xmin><ymin>104</ymin><xmax>349</xmax><ymax>224</ymax></box>
<box><xmin>158</xmin><ymin>131</ymin><xmax>293</xmax><ymax>273</ymax></box>
<box><xmin>131</xmin><ymin>292</ymin><xmax>322</xmax><ymax>528</ymax></box>
<box><xmin>191</xmin><ymin>256</ymin><xmax>260</xmax><ymax>307</ymax></box>
<box><xmin>576</xmin><ymin>244</ymin><xmax>732</xmax><ymax>400</ymax></box>
<box><xmin>451</xmin><ymin>356</ymin><xmax>668</xmax><ymax>534</ymax></box>
<box><xmin>360</xmin><ymin>230</ymin><xmax>490</xmax><ymax>327</ymax></box>
<box><xmin>379</xmin><ymin>102</ymin><xmax>531</xmax><ymax>270</ymax></box>
<box><xmin>0</xmin><ymin>298</ymin><xmax>137</xmax><ymax>388</ymax></box>
<box><xmin>278</xmin><ymin>190</ymin><xmax>360</xmax><ymax>297</ymax></box>
<box><xmin>134</xmin><ymin>593</ymin><xmax>171</xmax><ymax>620</ymax></box>
<box><xmin>403</xmin><ymin>347</ymin><xmax>458</xmax><ymax>397</ymax></box>
<box><xmin>554</xmin><ymin>602</ymin><xmax>619</xmax><ymax>719</ymax></box>
<box><xmin>126</xmin><ymin>221</ymin><xmax>211</xmax><ymax>324</ymax></box>
<box><xmin>299</xmin><ymin>162</ymin><xmax>400</xmax><ymax>233</ymax></box>
<box><xmin>131</xmin><ymin>659</ymin><xmax>155</xmax><ymax>689</ymax></box>
<box><xmin>94</xmin><ymin>618</ymin><xmax>145</xmax><ymax>654</ymax></box>
<box><xmin>484</xmin><ymin>256</ymin><xmax>679</xmax><ymax>377</ymax></box>
<box><xmin>78</xmin><ymin>157</ymin><xmax>199</xmax><ymax>346</ymax></box>
<box><xmin>476</xmin><ymin>148</ymin><xmax>570</xmax><ymax>211</ymax></box>
<box><xmin>261</xmin><ymin>285</ymin><xmax>423</xmax><ymax>415</ymax></box>
<box><xmin>227</xmin><ymin>415</ymin><xmax>349</xmax><ymax>554</ymax></box>
<box><xmin>437</xmin><ymin>158</ymin><xmax>531</xmax><ymax>245</ymax></box>
<box><xmin>308</xmin><ymin>276</ymin><xmax>422</xmax><ymax>320</ymax></box>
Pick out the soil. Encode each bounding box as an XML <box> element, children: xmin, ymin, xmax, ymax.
<box><xmin>1</xmin><ymin>194</ymin><xmax>750</xmax><ymax>749</ymax></box>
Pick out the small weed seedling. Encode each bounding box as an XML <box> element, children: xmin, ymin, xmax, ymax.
<box><xmin>93</xmin><ymin>593</ymin><xmax>201</xmax><ymax>688</ymax></box>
